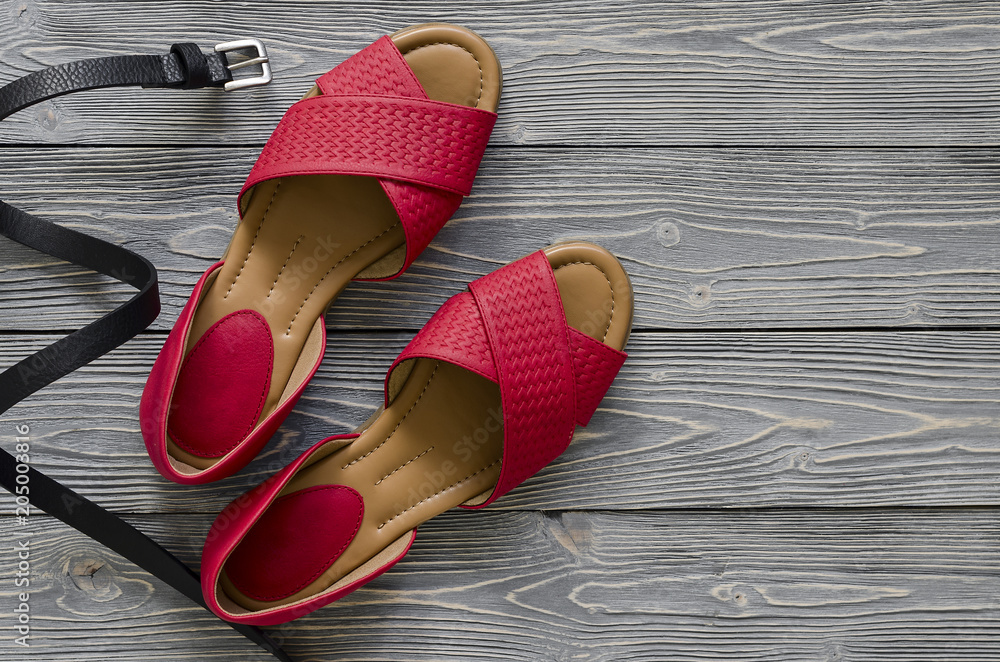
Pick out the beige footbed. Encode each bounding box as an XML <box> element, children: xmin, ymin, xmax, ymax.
<box><xmin>167</xmin><ymin>25</ymin><xmax>503</xmax><ymax>471</ymax></box>
<box><xmin>218</xmin><ymin>242</ymin><xmax>634</xmax><ymax>613</ymax></box>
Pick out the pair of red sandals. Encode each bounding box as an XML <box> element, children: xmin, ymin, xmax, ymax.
<box><xmin>139</xmin><ymin>24</ymin><xmax>633</xmax><ymax>625</ymax></box>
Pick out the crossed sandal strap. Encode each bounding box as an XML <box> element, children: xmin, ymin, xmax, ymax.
<box><xmin>243</xmin><ymin>95</ymin><xmax>495</xmax><ymax>195</ymax></box>
<box><xmin>239</xmin><ymin>36</ymin><xmax>497</xmax><ymax>277</ymax></box>
<box><xmin>387</xmin><ymin>250</ymin><xmax>627</xmax><ymax>507</ymax></box>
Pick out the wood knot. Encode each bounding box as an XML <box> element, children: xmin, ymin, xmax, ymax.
<box><xmin>712</xmin><ymin>583</ymin><xmax>751</xmax><ymax>607</ymax></box>
<box><xmin>57</xmin><ymin>554</ymin><xmax>154</xmax><ymax>615</ymax></box>
<box><xmin>36</xmin><ymin>104</ymin><xmax>58</xmax><ymax>132</ymax></box>
<box><xmin>67</xmin><ymin>558</ymin><xmax>119</xmax><ymax>601</ymax></box>
<box><xmin>656</xmin><ymin>221</ymin><xmax>680</xmax><ymax>247</ymax></box>
<box><xmin>690</xmin><ymin>284</ymin><xmax>711</xmax><ymax>306</ymax></box>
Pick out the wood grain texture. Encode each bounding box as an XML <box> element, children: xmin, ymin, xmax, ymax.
<box><xmin>0</xmin><ymin>509</ymin><xmax>997</xmax><ymax>661</ymax></box>
<box><xmin>2</xmin><ymin>3</ymin><xmax>998</xmax><ymax>660</ymax></box>
<box><xmin>1</xmin><ymin>331</ymin><xmax>997</xmax><ymax>513</ymax></box>
<box><xmin>2</xmin><ymin>147</ymin><xmax>998</xmax><ymax>331</ymax></box>
<box><xmin>0</xmin><ymin>1</ymin><xmax>999</xmax><ymax>146</ymax></box>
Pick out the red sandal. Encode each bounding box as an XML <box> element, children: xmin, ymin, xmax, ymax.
<box><xmin>140</xmin><ymin>24</ymin><xmax>502</xmax><ymax>484</ymax></box>
<box><xmin>200</xmin><ymin>241</ymin><xmax>633</xmax><ymax>624</ymax></box>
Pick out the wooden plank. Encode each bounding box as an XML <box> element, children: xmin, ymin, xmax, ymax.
<box><xmin>1</xmin><ymin>509</ymin><xmax>997</xmax><ymax>660</ymax></box>
<box><xmin>2</xmin><ymin>331</ymin><xmax>997</xmax><ymax>513</ymax></box>
<box><xmin>2</xmin><ymin>147</ymin><xmax>999</xmax><ymax>331</ymax></box>
<box><xmin>0</xmin><ymin>1</ymin><xmax>998</xmax><ymax>146</ymax></box>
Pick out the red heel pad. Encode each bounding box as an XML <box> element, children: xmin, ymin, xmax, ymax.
<box><xmin>168</xmin><ymin>309</ymin><xmax>274</xmax><ymax>458</ymax></box>
<box><xmin>225</xmin><ymin>485</ymin><xmax>364</xmax><ymax>602</ymax></box>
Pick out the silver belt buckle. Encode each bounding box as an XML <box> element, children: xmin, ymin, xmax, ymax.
<box><xmin>215</xmin><ymin>38</ymin><xmax>272</xmax><ymax>91</ymax></box>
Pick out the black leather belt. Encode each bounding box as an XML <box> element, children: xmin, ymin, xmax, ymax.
<box><xmin>0</xmin><ymin>40</ymin><xmax>292</xmax><ymax>661</ymax></box>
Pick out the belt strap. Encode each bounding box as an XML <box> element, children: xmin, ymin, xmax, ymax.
<box><xmin>0</xmin><ymin>41</ymin><xmax>291</xmax><ymax>661</ymax></box>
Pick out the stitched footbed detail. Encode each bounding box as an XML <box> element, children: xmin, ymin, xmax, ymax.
<box><xmin>225</xmin><ymin>182</ymin><xmax>280</xmax><ymax>300</ymax></box>
<box><xmin>343</xmin><ymin>363</ymin><xmax>438</xmax><ymax>470</ymax></box>
<box><xmin>218</xmin><ymin>244</ymin><xmax>633</xmax><ymax>612</ymax></box>
<box><xmin>375</xmin><ymin>446</ymin><xmax>435</xmax><ymax>486</ymax></box>
<box><xmin>285</xmin><ymin>220</ymin><xmax>401</xmax><ymax>335</ymax></box>
<box><xmin>400</xmin><ymin>41</ymin><xmax>484</xmax><ymax>108</ymax></box>
<box><xmin>166</xmin><ymin>30</ymin><xmax>501</xmax><ymax>471</ymax></box>
<box><xmin>377</xmin><ymin>458</ymin><xmax>501</xmax><ymax>530</ymax></box>
<box><xmin>557</xmin><ymin>260</ymin><xmax>614</xmax><ymax>342</ymax></box>
<box><xmin>267</xmin><ymin>235</ymin><xmax>304</xmax><ymax>299</ymax></box>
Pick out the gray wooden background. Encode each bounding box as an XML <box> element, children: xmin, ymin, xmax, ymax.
<box><xmin>1</xmin><ymin>1</ymin><xmax>999</xmax><ymax>660</ymax></box>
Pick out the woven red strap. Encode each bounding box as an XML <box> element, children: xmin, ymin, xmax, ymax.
<box><xmin>386</xmin><ymin>251</ymin><xmax>627</xmax><ymax>507</ymax></box>
<box><xmin>241</xmin><ymin>95</ymin><xmax>495</xmax><ymax>197</ymax></box>
<box><xmin>237</xmin><ymin>36</ymin><xmax>497</xmax><ymax>277</ymax></box>
<box><xmin>467</xmin><ymin>251</ymin><xmax>576</xmax><ymax>505</ymax></box>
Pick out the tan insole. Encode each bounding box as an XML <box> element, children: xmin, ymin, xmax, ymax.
<box><xmin>219</xmin><ymin>242</ymin><xmax>634</xmax><ymax>611</ymax></box>
<box><xmin>168</xmin><ymin>25</ymin><xmax>503</xmax><ymax>469</ymax></box>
